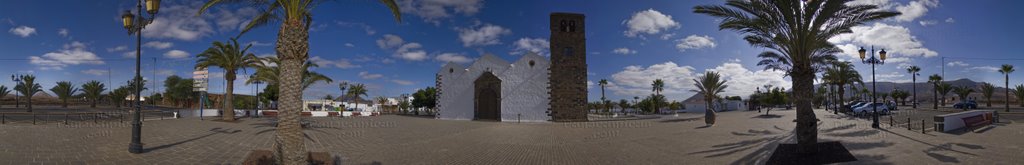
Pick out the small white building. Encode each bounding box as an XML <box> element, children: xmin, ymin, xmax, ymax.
<box><xmin>436</xmin><ymin>53</ymin><xmax>552</xmax><ymax>122</ymax></box>
<box><xmin>683</xmin><ymin>93</ymin><xmax>745</xmax><ymax>113</ymax></box>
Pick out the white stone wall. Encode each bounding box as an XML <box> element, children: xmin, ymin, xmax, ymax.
<box><xmin>436</xmin><ymin>53</ymin><xmax>551</xmax><ymax>122</ymax></box>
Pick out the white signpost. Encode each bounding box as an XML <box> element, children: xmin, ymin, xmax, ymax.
<box><xmin>193</xmin><ymin>69</ymin><xmax>209</xmax><ymax>120</ymax></box>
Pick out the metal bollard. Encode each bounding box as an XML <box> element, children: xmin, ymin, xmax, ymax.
<box><xmin>33</xmin><ymin>114</ymin><xmax>36</xmax><ymax>125</ymax></box>
<box><xmin>1</xmin><ymin>114</ymin><xmax>4</xmax><ymax>124</ymax></box>
<box><xmin>890</xmin><ymin>116</ymin><xmax>894</xmax><ymax>127</ymax></box>
<box><xmin>120</xmin><ymin>114</ymin><xmax>124</xmax><ymax>123</ymax></box>
<box><xmin>907</xmin><ymin>118</ymin><xmax>911</xmax><ymax>130</ymax></box>
<box><xmin>65</xmin><ymin>113</ymin><xmax>69</xmax><ymax>125</ymax></box>
<box><xmin>94</xmin><ymin>113</ymin><xmax>98</xmax><ymax>123</ymax></box>
<box><xmin>922</xmin><ymin>120</ymin><xmax>926</xmax><ymax>134</ymax></box>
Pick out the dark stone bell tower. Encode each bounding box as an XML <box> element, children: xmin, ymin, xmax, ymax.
<box><xmin>548</xmin><ymin>13</ymin><xmax>588</xmax><ymax>122</ymax></box>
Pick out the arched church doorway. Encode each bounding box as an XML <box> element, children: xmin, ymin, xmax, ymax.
<box><xmin>474</xmin><ymin>72</ymin><xmax>501</xmax><ymax>121</ymax></box>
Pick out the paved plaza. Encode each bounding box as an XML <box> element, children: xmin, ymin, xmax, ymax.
<box><xmin>1</xmin><ymin>108</ymin><xmax>1022</xmax><ymax>164</ymax></box>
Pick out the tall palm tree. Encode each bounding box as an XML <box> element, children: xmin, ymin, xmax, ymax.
<box><xmin>692</xmin><ymin>71</ymin><xmax>729</xmax><ymax>126</ymax></box>
<box><xmin>999</xmin><ymin>64</ymin><xmax>1014</xmax><ymax>112</ymax></box>
<box><xmin>110</xmin><ymin>86</ymin><xmax>132</xmax><ymax>108</ymax></box>
<box><xmin>694</xmin><ymin>0</ymin><xmax>899</xmax><ymax>153</ymax></box>
<box><xmin>952</xmin><ymin>86</ymin><xmax>975</xmax><ymax>111</ymax></box>
<box><xmin>49</xmin><ymin>81</ymin><xmax>79</xmax><ymax>108</ymax></box>
<box><xmin>979</xmin><ymin>83</ymin><xmax>995</xmax><ymax>107</ymax></box>
<box><xmin>823</xmin><ymin>61</ymin><xmax>861</xmax><ymax>111</ymax></box>
<box><xmin>651</xmin><ymin>79</ymin><xmax>665</xmax><ymax>114</ymax></box>
<box><xmin>14</xmin><ymin>75</ymin><xmax>43</xmax><ymax>112</ymax></box>
<box><xmin>618</xmin><ymin>99</ymin><xmax>629</xmax><ymax>114</ymax></box>
<box><xmin>81</xmin><ymin>81</ymin><xmax>107</xmax><ymax>108</ymax></box>
<box><xmin>196</xmin><ymin>38</ymin><xmax>261</xmax><ymax>121</ymax></box>
<box><xmin>928</xmin><ymin>74</ymin><xmax>943</xmax><ymax>109</ymax></box>
<box><xmin>936</xmin><ymin>83</ymin><xmax>953</xmax><ymax>107</ymax></box>
<box><xmin>347</xmin><ymin>84</ymin><xmax>369</xmax><ymax>112</ymax></box>
<box><xmin>0</xmin><ymin>85</ymin><xmax>9</xmax><ymax>108</ymax></box>
<box><xmin>906</xmin><ymin>66</ymin><xmax>921</xmax><ymax>108</ymax></box>
<box><xmin>199</xmin><ymin>1</ymin><xmax>397</xmax><ymax>161</ymax></box>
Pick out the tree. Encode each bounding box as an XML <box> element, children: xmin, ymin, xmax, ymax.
<box><xmin>599</xmin><ymin>79</ymin><xmax>608</xmax><ymax>112</ymax></box>
<box><xmin>878</xmin><ymin>93</ymin><xmax>889</xmax><ymax>102</ymax></box>
<box><xmin>322</xmin><ymin>95</ymin><xmax>333</xmax><ymax>100</ymax></box>
<box><xmin>999</xmin><ymin>64</ymin><xmax>1015</xmax><ymax>112</ymax></box>
<box><xmin>936</xmin><ymin>83</ymin><xmax>953</xmax><ymax>107</ymax></box>
<box><xmin>375</xmin><ymin>96</ymin><xmax>390</xmax><ymax>113</ymax></box>
<box><xmin>14</xmin><ymin>75</ymin><xmax>43</xmax><ymax>112</ymax></box>
<box><xmin>928</xmin><ymin>74</ymin><xmax>943</xmax><ymax>109</ymax></box>
<box><xmin>651</xmin><ymin>79</ymin><xmax>665</xmax><ymax>114</ymax></box>
<box><xmin>760</xmin><ymin>87</ymin><xmax>789</xmax><ymax>115</ymax></box>
<box><xmin>890</xmin><ymin>89</ymin><xmax>909</xmax><ymax>106</ymax></box>
<box><xmin>110</xmin><ymin>86</ymin><xmax>131</xmax><ymax>108</ymax></box>
<box><xmin>694</xmin><ymin>0</ymin><xmax>899</xmax><ymax>153</ymax></box>
<box><xmin>618</xmin><ymin>99</ymin><xmax>629</xmax><ymax>114</ymax></box>
<box><xmin>412</xmin><ymin>87</ymin><xmax>438</xmax><ymax>115</ymax></box>
<box><xmin>906</xmin><ymin>65</ymin><xmax>921</xmax><ymax>108</ymax></box>
<box><xmin>50</xmin><ymin>81</ymin><xmax>79</xmax><ymax>108</ymax></box>
<box><xmin>952</xmin><ymin>86</ymin><xmax>975</xmax><ymax>111</ymax></box>
<box><xmin>979</xmin><ymin>83</ymin><xmax>995</xmax><ymax>107</ymax></box>
<box><xmin>692</xmin><ymin>71</ymin><xmax>729</xmax><ymax>126</ymax></box>
<box><xmin>1014</xmin><ymin>84</ymin><xmax>1024</xmax><ymax>107</ymax></box>
<box><xmin>81</xmin><ymin>81</ymin><xmax>107</xmax><ymax>108</ymax></box>
<box><xmin>196</xmin><ymin>38</ymin><xmax>261</xmax><ymax>121</ymax></box>
<box><xmin>0</xmin><ymin>85</ymin><xmax>9</xmax><ymax>108</ymax></box>
<box><xmin>398</xmin><ymin>98</ymin><xmax>411</xmax><ymax>114</ymax></box>
<box><xmin>347</xmin><ymin>84</ymin><xmax>368</xmax><ymax>112</ymax></box>
<box><xmin>163</xmin><ymin>76</ymin><xmax>196</xmax><ymax>108</ymax></box>
<box><xmin>823</xmin><ymin>61</ymin><xmax>862</xmax><ymax>110</ymax></box>
<box><xmin>247</xmin><ymin>56</ymin><xmax>333</xmax><ymax>90</ymax></box>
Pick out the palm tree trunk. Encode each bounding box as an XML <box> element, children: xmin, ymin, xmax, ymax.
<box><xmin>1006</xmin><ymin>75</ymin><xmax>1010</xmax><ymax>112</ymax></box>
<box><xmin>224</xmin><ymin>78</ymin><xmax>236</xmax><ymax>121</ymax></box>
<box><xmin>63</xmin><ymin>98</ymin><xmax>68</xmax><ymax>108</ymax></box>
<box><xmin>273</xmin><ymin>21</ymin><xmax>309</xmax><ymax>165</ymax></box>
<box><xmin>838</xmin><ymin>85</ymin><xmax>845</xmax><ymax>113</ymax></box>
<box><xmin>27</xmin><ymin>97</ymin><xmax>33</xmax><ymax>112</ymax></box>
<box><xmin>704</xmin><ymin>98</ymin><xmax>716</xmax><ymax>126</ymax></box>
<box><xmin>792</xmin><ymin>65</ymin><xmax>817</xmax><ymax>154</ymax></box>
<box><xmin>91</xmin><ymin>99</ymin><xmax>97</xmax><ymax>108</ymax></box>
<box><xmin>933</xmin><ymin>85</ymin><xmax>938</xmax><ymax>109</ymax></box>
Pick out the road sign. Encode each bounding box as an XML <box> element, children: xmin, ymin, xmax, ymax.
<box><xmin>193</xmin><ymin>69</ymin><xmax>209</xmax><ymax>92</ymax></box>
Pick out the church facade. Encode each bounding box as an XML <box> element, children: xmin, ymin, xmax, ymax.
<box><xmin>435</xmin><ymin>13</ymin><xmax>588</xmax><ymax>122</ymax></box>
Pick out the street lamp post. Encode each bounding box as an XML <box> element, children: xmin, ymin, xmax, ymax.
<box><xmin>859</xmin><ymin>46</ymin><xmax>887</xmax><ymax>129</ymax></box>
<box><xmin>11</xmin><ymin>75</ymin><xmax>21</xmax><ymax>108</ymax></box>
<box><xmin>121</xmin><ymin>0</ymin><xmax>160</xmax><ymax>154</ymax></box>
<box><xmin>254</xmin><ymin>81</ymin><xmax>262</xmax><ymax>118</ymax></box>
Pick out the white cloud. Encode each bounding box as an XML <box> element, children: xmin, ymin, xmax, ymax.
<box><xmin>8</xmin><ymin>26</ymin><xmax>36</xmax><ymax>37</ymax></box>
<box><xmin>608</xmin><ymin>61</ymin><xmax>790</xmax><ymax>99</ymax></box>
<box><xmin>163</xmin><ymin>50</ymin><xmax>190</xmax><ymax>59</ymax></box>
<box><xmin>894</xmin><ymin>0</ymin><xmax>939</xmax><ymax>22</ymax></box>
<box><xmin>81</xmin><ymin>69</ymin><xmax>109</xmax><ymax>76</ymax></box>
<box><xmin>359</xmin><ymin>71</ymin><xmax>384</xmax><ymax>80</ymax></box>
<box><xmin>156</xmin><ymin>69</ymin><xmax>176</xmax><ymax>76</ymax></box>
<box><xmin>623</xmin><ymin>9</ymin><xmax>679</xmax><ymax>38</ymax></box>
<box><xmin>829</xmin><ymin>23</ymin><xmax>937</xmax><ymax>60</ymax></box>
<box><xmin>457</xmin><ymin>23</ymin><xmax>511</xmax><ymax>47</ymax></box>
<box><xmin>375</xmin><ymin>34</ymin><xmax>429</xmax><ymax>61</ymax></box>
<box><xmin>392</xmin><ymin>79</ymin><xmax>415</xmax><ymax>85</ymax></box>
<box><xmin>435</xmin><ymin>53</ymin><xmax>473</xmax><ymax>64</ymax></box>
<box><xmin>212</xmin><ymin>7</ymin><xmax>258</xmax><ymax>32</ymax></box>
<box><xmin>587</xmin><ymin>80</ymin><xmax>594</xmax><ymax>89</ymax></box>
<box><xmin>344</xmin><ymin>43</ymin><xmax>355</xmax><ymax>47</ymax></box>
<box><xmin>144</xmin><ymin>41</ymin><xmax>174</xmax><ymax>49</ymax></box>
<box><xmin>674</xmin><ymin>35</ymin><xmax>716</xmax><ymax>52</ymax></box>
<box><xmin>918</xmin><ymin>20</ymin><xmax>937</xmax><ymax>26</ymax></box>
<box><xmin>107</xmin><ymin>46</ymin><xmax>128</xmax><ymax>52</ymax></box>
<box><xmin>336</xmin><ymin>21</ymin><xmax>377</xmax><ymax>35</ymax></box>
<box><xmin>142</xmin><ymin>3</ymin><xmax>258</xmax><ymax>41</ymax></box>
<box><xmin>968</xmin><ymin>66</ymin><xmax>999</xmax><ymax>72</ymax></box>
<box><xmin>612</xmin><ymin>48</ymin><xmax>637</xmax><ymax>55</ymax></box>
<box><xmin>376</xmin><ymin>34</ymin><xmax>405</xmax><ymax>49</ymax></box>
<box><xmin>945</xmin><ymin>18</ymin><xmax>955</xmax><ymax>23</ymax></box>
<box><xmin>397</xmin><ymin>0</ymin><xmax>484</xmax><ymax>25</ymax></box>
<box><xmin>511</xmin><ymin>37</ymin><xmax>549</xmax><ymax>56</ymax></box>
<box><xmin>309</xmin><ymin>56</ymin><xmax>361</xmax><ymax>69</ymax></box>
<box><xmin>946</xmin><ymin>61</ymin><xmax>968</xmax><ymax>67</ymax></box>
<box><xmin>122</xmin><ymin>50</ymin><xmax>142</xmax><ymax>58</ymax></box>
<box><xmin>660</xmin><ymin>33</ymin><xmax>676</xmax><ymax>40</ymax></box>
<box><xmin>57</xmin><ymin>28</ymin><xmax>69</xmax><ymax>37</ymax></box>
<box><xmin>395</xmin><ymin>43</ymin><xmax>428</xmax><ymax>61</ymax></box>
<box><xmin>29</xmin><ymin>41</ymin><xmax>104</xmax><ymax>70</ymax></box>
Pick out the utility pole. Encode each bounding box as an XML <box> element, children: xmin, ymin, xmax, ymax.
<box><xmin>941</xmin><ymin>56</ymin><xmax>945</xmax><ymax>78</ymax></box>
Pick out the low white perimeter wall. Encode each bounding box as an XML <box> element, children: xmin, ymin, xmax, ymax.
<box><xmin>185</xmin><ymin>109</ymin><xmax>251</xmax><ymax>117</ymax></box>
<box><xmin>934</xmin><ymin>110</ymin><xmax>996</xmax><ymax>132</ymax></box>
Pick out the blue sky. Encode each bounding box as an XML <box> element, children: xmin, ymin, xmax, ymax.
<box><xmin>1</xmin><ymin>0</ymin><xmax>1022</xmax><ymax>101</ymax></box>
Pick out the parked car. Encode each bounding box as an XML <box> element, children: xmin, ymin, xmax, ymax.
<box><xmin>843</xmin><ymin>101</ymin><xmax>867</xmax><ymax>112</ymax></box>
<box><xmin>852</xmin><ymin>102</ymin><xmax>890</xmax><ymax>115</ymax></box>
<box><xmin>953</xmin><ymin>101</ymin><xmax>978</xmax><ymax>109</ymax></box>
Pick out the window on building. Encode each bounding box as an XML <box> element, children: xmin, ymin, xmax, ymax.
<box><xmin>568</xmin><ymin>21</ymin><xmax>576</xmax><ymax>32</ymax></box>
<box><xmin>563</xmin><ymin>47</ymin><xmax>574</xmax><ymax>56</ymax></box>
<box><xmin>560</xmin><ymin>20</ymin><xmax>570</xmax><ymax>32</ymax></box>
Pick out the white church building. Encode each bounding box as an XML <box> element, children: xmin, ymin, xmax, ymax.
<box><xmin>435</xmin><ymin>53</ymin><xmax>552</xmax><ymax>122</ymax></box>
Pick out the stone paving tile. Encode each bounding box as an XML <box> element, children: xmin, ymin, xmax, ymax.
<box><xmin>2</xmin><ymin>110</ymin><xmax>1023</xmax><ymax>164</ymax></box>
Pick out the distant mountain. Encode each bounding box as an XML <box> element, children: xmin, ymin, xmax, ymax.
<box><xmin>817</xmin><ymin>78</ymin><xmax>1019</xmax><ymax>105</ymax></box>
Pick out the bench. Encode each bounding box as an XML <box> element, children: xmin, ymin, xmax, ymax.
<box><xmin>961</xmin><ymin>114</ymin><xmax>992</xmax><ymax>131</ymax></box>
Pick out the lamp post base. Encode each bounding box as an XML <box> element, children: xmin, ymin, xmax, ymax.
<box><xmin>871</xmin><ymin>112</ymin><xmax>880</xmax><ymax>128</ymax></box>
<box><xmin>128</xmin><ymin>142</ymin><xmax>144</xmax><ymax>153</ymax></box>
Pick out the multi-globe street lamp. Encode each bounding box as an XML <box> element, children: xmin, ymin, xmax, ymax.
<box><xmin>859</xmin><ymin>46</ymin><xmax>887</xmax><ymax>129</ymax></box>
<box><xmin>121</xmin><ymin>0</ymin><xmax>160</xmax><ymax>154</ymax></box>
<box><xmin>10</xmin><ymin>74</ymin><xmax>22</xmax><ymax>108</ymax></box>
